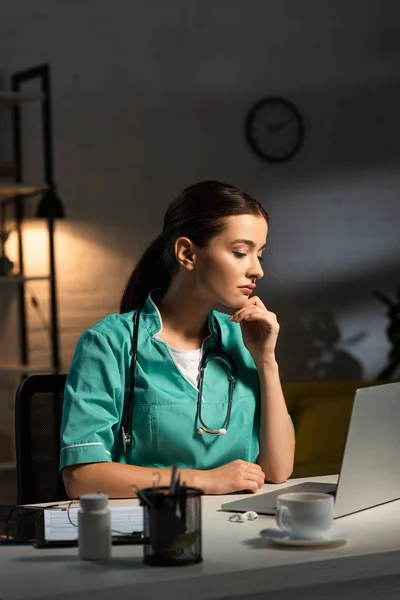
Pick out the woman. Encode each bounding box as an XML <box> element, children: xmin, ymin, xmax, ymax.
<box><xmin>60</xmin><ymin>181</ymin><xmax>295</xmax><ymax>498</ymax></box>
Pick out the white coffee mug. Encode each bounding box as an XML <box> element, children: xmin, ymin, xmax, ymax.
<box><xmin>275</xmin><ymin>492</ymin><xmax>334</xmax><ymax>539</ymax></box>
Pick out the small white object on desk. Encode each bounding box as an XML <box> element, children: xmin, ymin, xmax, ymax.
<box><xmin>228</xmin><ymin>510</ymin><xmax>258</xmax><ymax>522</ymax></box>
<box><xmin>245</xmin><ymin>511</ymin><xmax>258</xmax><ymax>520</ymax></box>
<box><xmin>78</xmin><ymin>493</ymin><xmax>112</xmax><ymax>561</ymax></box>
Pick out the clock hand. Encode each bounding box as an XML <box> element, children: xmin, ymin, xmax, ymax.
<box><xmin>267</xmin><ymin>117</ymin><xmax>295</xmax><ymax>133</ymax></box>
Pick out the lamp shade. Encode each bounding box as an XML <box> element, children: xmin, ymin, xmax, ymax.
<box><xmin>36</xmin><ymin>188</ymin><xmax>65</xmax><ymax>219</ymax></box>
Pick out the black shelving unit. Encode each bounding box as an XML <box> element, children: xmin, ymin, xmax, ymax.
<box><xmin>0</xmin><ymin>63</ymin><xmax>62</xmax><ymax>379</ymax></box>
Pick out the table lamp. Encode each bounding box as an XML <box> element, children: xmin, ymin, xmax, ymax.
<box><xmin>35</xmin><ymin>187</ymin><xmax>65</xmax><ymax>220</ymax></box>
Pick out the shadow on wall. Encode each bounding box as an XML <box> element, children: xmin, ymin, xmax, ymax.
<box><xmin>277</xmin><ymin>310</ymin><xmax>364</xmax><ymax>382</ymax></box>
<box><xmin>266</xmin><ymin>256</ymin><xmax>400</xmax><ymax>381</ymax></box>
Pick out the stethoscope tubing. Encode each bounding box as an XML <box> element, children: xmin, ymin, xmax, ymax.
<box><xmin>122</xmin><ymin>306</ymin><xmax>237</xmax><ymax>450</ymax></box>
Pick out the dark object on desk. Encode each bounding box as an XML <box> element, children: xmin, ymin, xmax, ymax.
<box><xmin>0</xmin><ymin>504</ymin><xmax>42</xmax><ymax>544</ymax></box>
<box><xmin>139</xmin><ymin>482</ymin><xmax>203</xmax><ymax>566</ymax></box>
<box><xmin>15</xmin><ymin>373</ymin><xmax>68</xmax><ymax>504</ymax></box>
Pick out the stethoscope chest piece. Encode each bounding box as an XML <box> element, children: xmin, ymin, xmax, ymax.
<box><xmin>197</xmin><ymin>427</ymin><xmax>227</xmax><ymax>436</ymax></box>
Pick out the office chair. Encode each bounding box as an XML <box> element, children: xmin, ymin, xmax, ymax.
<box><xmin>15</xmin><ymin>373</ymin><xmax>68</xmax><ymax>505</ymax></box>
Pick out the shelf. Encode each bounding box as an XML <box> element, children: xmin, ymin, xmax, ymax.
<box><xmin>0</xmin><ymin>275</ymin><xmax>52</xmax><ymax>284</ymax></box>
<box><xmin>0</xmin><ymin>461</ymin><xmax>16</xmax><ymax>472</ymax></box>
<box><xmin>0</xmin><ymin>66</ymin><xmax>59</xmax><ymax>390</ymax></box>
<box><xmin>0</xmin><ymin>161</ymin><xmax>17</xmax><ymax>178</ymax></box>
<box><xmin>0</xmin><ymin>364</ymin><xmax>55</xmax><ymax>375</ymax></box>
<box><xmin>0</xmin><ymin>91</ymin><xmax>44</xmax><ymax>107</ymax></box>
<box><xmin>0</xmin><ymin>184</ymin><xmax>46</xmax><ymax>199</ymax></box>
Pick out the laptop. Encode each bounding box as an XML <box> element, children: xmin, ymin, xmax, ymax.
<box><xmin>221</xmin><ymin>382</ymin><xmax>400</xmax><ymax>518</ymax></box>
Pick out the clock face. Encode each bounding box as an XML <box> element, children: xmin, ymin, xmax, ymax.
<box><xmin>245</xmin><ymin>97</ymin><xmax>304</xmax><ymax>162</ymax></box>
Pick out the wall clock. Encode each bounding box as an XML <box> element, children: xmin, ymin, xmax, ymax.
<box><xmin>245</xmin><ymin>97</ymin><xmax>304</xmax><ymax>162</ymax></box>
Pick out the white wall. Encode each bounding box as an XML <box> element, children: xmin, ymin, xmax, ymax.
<box><xmin>1</xmin><ymin>0</ymin><xmax>400</xmax><ymax>386</ymax></box>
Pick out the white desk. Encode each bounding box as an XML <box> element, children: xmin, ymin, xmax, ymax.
<box><xmin>2</xmin><ymin>475</ymin><xmax>400</xmax><ymax>600</ymax></box>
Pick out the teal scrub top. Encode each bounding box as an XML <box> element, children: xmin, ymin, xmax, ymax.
<box><xmin>60</xmin><ymin>291</ymin><xmax>261</xmax><ymax>472</ymax></box>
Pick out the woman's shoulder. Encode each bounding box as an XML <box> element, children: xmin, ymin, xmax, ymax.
<box><xmin>81</xmin><ymin>311</ymin><xmax>136</xmax><ymax>345</ymax></box>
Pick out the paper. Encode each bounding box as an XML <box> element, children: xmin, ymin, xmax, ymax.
<box><xmin>43</xmin><ymin>506</ymin><xmax>143</xmax><ymax>542</ymax></box>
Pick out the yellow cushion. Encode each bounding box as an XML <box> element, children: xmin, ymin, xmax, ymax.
<box><xmin>282</xmin><ymin>380</ymin><xmax>382</xmax><ymax>478</ymax></box>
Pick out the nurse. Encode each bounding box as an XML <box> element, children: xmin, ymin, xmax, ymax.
<box><xmin>60</xmin><ymin>180</ymin><xmax>295</xmax><ymax>498</ymax></box>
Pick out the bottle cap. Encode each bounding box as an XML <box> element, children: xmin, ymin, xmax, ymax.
<box><xmin>79</xmin><ymin>493</ymin><xmax>108</xmax><ymax>511</ymax></box>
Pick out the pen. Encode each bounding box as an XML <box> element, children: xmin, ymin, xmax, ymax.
<box><xmin>172</xmin><ymin>474</ymin><xmax>181</xmax><ymax>511</ymax></box>
<box><xmin>170</xmin><ymin>465</ymin><xmax>177</xmax><ymax>493</ymax></box>
<box><xmin>179</xmin><ymin>482</ymin><xmax>187</xmax><ymax>525</ymax></box>
<box><xmin>169</xmin><ymin>465</ymin><xmax>178</xmax><ymax>507</ymax></box>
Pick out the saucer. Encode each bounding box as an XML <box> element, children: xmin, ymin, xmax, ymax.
<box><xmin>260</xmin><ymin>526</ymin><xmax>347</xmax><ymax>547</ymax></box>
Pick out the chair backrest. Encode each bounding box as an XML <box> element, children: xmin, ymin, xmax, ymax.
<box><xmin>15</xmin><ymin>373</ymin><xmax>68</xmax><ymax>505</ymax></box>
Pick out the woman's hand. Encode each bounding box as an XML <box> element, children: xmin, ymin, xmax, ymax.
<box><xmin>199</xmin><ymin>460</ymin><xmax>265</xmax><ymax>494</ymax></box>
<box><xmin>229</xmin><ymin>296</ymin><xmax>279</xmax><ymax>366</ymax></box>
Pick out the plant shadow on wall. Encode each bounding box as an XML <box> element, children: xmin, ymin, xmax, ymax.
<box><xmin>374</xmin><ymin>284</ymin><xmax>400</xmax><ymax>381</ymax></box>
<box><xmin>276</xmin><ymin>311</ymin><xmax>365</xmax><ymax>382</ymax></box>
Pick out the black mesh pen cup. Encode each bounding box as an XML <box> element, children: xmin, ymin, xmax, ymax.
<box><xmin>138</xmin><ymin>486</ymin><xmax>203</xmax><ymax>566</ymax></box>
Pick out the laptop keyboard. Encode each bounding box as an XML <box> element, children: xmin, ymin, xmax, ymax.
<box><xmin>263</xmin><ymin>482</ymin><xmax>338</xmax><ymax>509</ymax></box>
<box><xmin>269</xmin><ymin>486</ymin><xmax>337</xmax><ymax>509</ymax></box>
<box><xmin>221</xmin><ymin>481</ymin><xmax>338</xmax><ymax>514</ymax></box>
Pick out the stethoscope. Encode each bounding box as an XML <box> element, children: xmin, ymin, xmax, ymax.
<box><xmin>121</xmin><ymin>306</ymin><xmax>237</xmax><ymax>452</ymax></box>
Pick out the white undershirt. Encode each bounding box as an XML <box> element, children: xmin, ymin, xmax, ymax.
<box><xmin>168</xmin><ymin>345</ymin><xmax>202</xmax><ymax>388</ymax></box>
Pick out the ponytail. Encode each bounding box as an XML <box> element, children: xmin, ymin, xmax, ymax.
<box><xmin>120</xmin><ymin>235</ymin><xmax>171</xmax><ymax>313</ymax></box>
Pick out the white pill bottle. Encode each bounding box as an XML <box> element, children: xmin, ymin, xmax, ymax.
<box><xmin>78</xmin><ymin>493</ymin><xmax>112</xmax><ymax>560</ymax></box>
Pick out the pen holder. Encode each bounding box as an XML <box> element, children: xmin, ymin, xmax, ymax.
<box><xmin>139</xmin><ymin>486</ymin><xmax>203</xmax><ymax>566</ymax></box>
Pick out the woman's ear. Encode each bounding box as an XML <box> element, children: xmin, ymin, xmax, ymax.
<box><xmin>174</xmin><ymin>237</ymin><xmax>196</xmax><ymax>271</ymax></box>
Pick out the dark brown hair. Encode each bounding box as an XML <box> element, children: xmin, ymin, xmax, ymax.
<box><xmin>120</xmin><ymin>180</ymin><xmax>269</xmax><ymax>312</ymax></box>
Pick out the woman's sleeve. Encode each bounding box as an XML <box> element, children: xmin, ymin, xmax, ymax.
<box><xmin>59</xmin><ymin>328</ymin><xmax>124</xmax><ymax>471</ymax></box>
